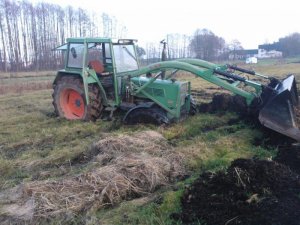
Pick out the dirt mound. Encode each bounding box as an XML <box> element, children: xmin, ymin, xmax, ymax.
<box><xmin>179</xmin><ymin>158</ymin><xmax>300</xmax><ymax>225</ymax></box>
<box><xmin>0</xmin><ymin>131</ymin><xmax>186</xmax><ymax>222</ymax></box>
<box><xmin>295</xmin><ymin>107</ymin><xmax>300</xmax><ymax>127</ymax></box>
<box><xmin>199</xmin><ymin>93</ymin><xmax>249</xmax><ymax>115</ymax></box>
<box><xmin>274</xmin><ymin>145</ymin><xmax>300</xmax><ymax>175</ymax></box>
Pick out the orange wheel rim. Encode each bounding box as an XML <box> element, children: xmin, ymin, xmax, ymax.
<box><xmin>60</xmin><ymin>89</ymin><xmax>85</xmax><ymax>119</ymax></box>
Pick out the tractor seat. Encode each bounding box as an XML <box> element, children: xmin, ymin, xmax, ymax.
<box><xmin>88</xmin><ymin>60</ymin><xmax>105</xmax><ymax>74</ymax></box>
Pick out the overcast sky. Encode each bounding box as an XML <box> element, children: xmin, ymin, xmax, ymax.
<box><xmin>31</xmin><ymin>0</ymin><xmax>300</xmax><ymax>49</ymax></box>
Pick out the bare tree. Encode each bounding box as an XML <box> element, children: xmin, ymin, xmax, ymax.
<box><xmin>189</xmin><ymin>29</ymin><xmax>225</xmax><ymax>61</ymax></box>
<box><xmin>229</xmin><ymin>39</ymin><xmax>243</xmax><ymax>60</ymax></box>
<box><xmin>0</xmin><ymin>0</ymin><xmax>7</xmax><ymax>71</ymax></box>
<box><xmin>278</xmin><ymin>33</ymin><xmax>300</xmax><ymax>57</ymax></box>
<box><xmin>0</xmin><ymin>0</ymin><xmax>128</xmax><ymax>72</ymax></box>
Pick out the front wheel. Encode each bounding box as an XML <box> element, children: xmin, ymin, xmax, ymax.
<box><xmin>52</xmin><ymin>76</ymin><xmax>103</xmax><ymax>121</ymax></box>
<box><xmin>189</xmin><ymin>96</ymin><xmax>198</xmax><ymax>115</ymax></box>
<box><xmin>124</xmin><ymin>106</ymin><xmax>169</xmax><ymax>125</ymax></box>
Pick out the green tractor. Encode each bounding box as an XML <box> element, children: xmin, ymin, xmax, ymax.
<box><xmin>53</xmin><ymin>37</ymin><xmax>300</xmax><ymax>142</ymax></box>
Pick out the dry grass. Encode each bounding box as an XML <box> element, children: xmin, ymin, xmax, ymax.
<box><xmin>174</xmin><ymin>71</ymin><xmax>230</xmax><ymax>104</ymax></box>
<box><xmin>244</xmin><ymin>62</ymin><xmax>300</xmax><ymax>77</ymax></box>
<box><xmin>1</xmin><ymin>131</ymin><xmax>185</xmax><ymax>220</ymax></box>
<box><xmin>0</xmin><ymin>71</ymin><xmax>55</xmax><ymax>79</ymax></box>
<box><xmin>0</xmin><ymin>81</ymin><xmax>52</xmax><ymax>95</ymax></box>
<box><xmin>93</xmin><ymin>130</ymin><xmax>170</xmax><ymax>157</ymax></box>
<box><xmin>0</xmin><ymin>71</ymin><xmax>55</xmax><ymax>95</ymax></box>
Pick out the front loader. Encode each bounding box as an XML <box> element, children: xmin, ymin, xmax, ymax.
<box><xmin>53</xmin><ymin>38</ymin><xmax>300</xmax><ymax>142</ymax></box>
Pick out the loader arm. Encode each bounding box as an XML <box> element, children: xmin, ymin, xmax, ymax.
<box><xmin>121</xmin><ymin>59</ymin><xmax>300</xmax><ymax>142</ymax></box>
<box><xmin>120</xmin><ymin>60</ymin><xmax>261</xmax><ymax>106</ymax></box>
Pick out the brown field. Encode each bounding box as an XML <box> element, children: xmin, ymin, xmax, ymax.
<box><xmin>0</xmin><ymin>71</ymin><xmax>55</xmax><ymax>95</ymax></box>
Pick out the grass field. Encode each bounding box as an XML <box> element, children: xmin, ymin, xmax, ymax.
<box><xmin>0</xmin><ymin>71</ymin><xmax>55</xmax><ymax>95</ymax></box>
<box><xmin>0</xmin><ymin>59</ymin><xmax>299</xmax><ymax>224</ymax></box>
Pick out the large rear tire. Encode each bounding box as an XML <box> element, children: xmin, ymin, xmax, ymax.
<box><xmin>52</xmin><ymin>76</ymin><xmax>103</xmax><ymax>121</ymax></box>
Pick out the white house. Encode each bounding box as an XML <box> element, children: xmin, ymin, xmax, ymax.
<box><xmin>257</xmin><ymin>49</ymin><xmax>282</xmax><ymax>58</ymax></box>
<box><xmin>257</xmin><ymin>44</ymin><xmax>283</xmax><ymax>58</ymax></box>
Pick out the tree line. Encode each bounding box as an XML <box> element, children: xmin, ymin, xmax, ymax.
<box><xmin>278</xmin><ymin>33</ymin><xmax>300</xmax><ymax>57</ymax></box>
<box><xmin>0</xmin><ymin>0</ymin><xmax>127</xmax><ymax>72</ymax></box>
<box><xmin>143</xmin><ymin>30</ymin><xmax>300</xmax><ymax>64</ymax></box>
<box><xmin>142</xmin><ymin>29</ymin><xmax>240</xmax><ymax>64</ymax></box>
<box><xmin>1</xmin><ymin>0</ymin><xmax>300</xmax><ymax>72</ymax></box>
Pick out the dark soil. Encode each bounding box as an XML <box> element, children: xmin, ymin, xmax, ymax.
<box><xmin>179</xmin><ymin>158</ymin><xmax>300</xmax><ymax>225</ymax></box>
<box><xmin>252</xmin><ymin>126</ymin><xmax>295</xmax><ymax>148</ymax></box>
<box><xmin>274</xmin><ymin>145</ymin><xmax>300</xmax><ymax>175</ymax></box>
<box><xmin>198</xmin><ymin>94</ymin><xmax>249</xmax><ymax>115</ymax></box>
<box><xmin>199</xmin><ymin>93</ymin><xmax>299</xmax><ymax>146</ymax></box>
<box><xmin>295</xmin><ymin>107</ymin><xmax>300</xmax><ymax>127</ymax></box>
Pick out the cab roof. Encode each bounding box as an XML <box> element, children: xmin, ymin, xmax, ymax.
<box><xmin>66</xmin><ymin>37</ymin><xmax>137</xmax><ymax>44</ymax></box>
<box><xmin>66</xmin><ymin>37</ymin><xmax>112</xmax><ymax>43</ymax></box>
<box><xmin>53</xmin><ymin>38</ymin><xmax>137</xmax><ymax>51</ymax></box>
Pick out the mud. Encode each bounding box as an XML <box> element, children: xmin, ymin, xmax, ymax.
<box><xmin>179</xmin><ymin>158</ymin><xmax>300</xmax><ymax>225</ymax></box>
<box><xmin>199</xmin><ymin>93</ymin><xmax>300</xmax><ymax>145</ymax></box>
<box><xmin>252</xmin><ymin>126</ymin><xmax>295</xmax><ymax>148</ymax></box>
<box><xmin>198</xmin><ymin>93</ymin><xmax>300</xmax><ymax>123</ymax></box>
<box><xmin>274</xmin><ymin>145</ymin><xmax>300</xmax><ymax>175</ymax></box>
<box><xmin>198</xmin><ymin>93</ymin><xmax>249</xmax><ymax>115</ymax></box>
<box><xmin>295</xmin><ymin>107</ymin><xmax>300</xmax><ymax>127</ymax></box>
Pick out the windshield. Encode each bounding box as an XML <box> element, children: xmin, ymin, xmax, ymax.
<box><xmin>113</xmin><ymin>44</ymin><xmax>138</xmax><ymax>73</ymax></box>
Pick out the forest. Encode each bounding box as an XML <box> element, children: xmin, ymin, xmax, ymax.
<box><xmin>0</xmin><ymin>0</ymin><xmax>300</xmax><ymax>72</ymax></box>
<box><xmin>0</xmin><ymin>0</ymin><xmax>127</xmax><ymax>72</ymax></box>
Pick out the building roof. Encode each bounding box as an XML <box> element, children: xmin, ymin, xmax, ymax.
<box><xmin>258</xmin><ymin>43</ymin><xmax>280</xmax><ymax>51</ymax></box>
<box><xmin>230</xmin><ymin>49</ymin><xmax>258</xmax><ymax>55</ymax></box>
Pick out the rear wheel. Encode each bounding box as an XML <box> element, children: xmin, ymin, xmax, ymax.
<box><xmin>52</xmin><ymin>76</ymin><xmax>103</xmax><ymax>121</ymax></box>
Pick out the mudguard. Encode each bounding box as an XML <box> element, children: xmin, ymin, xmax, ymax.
<box><xmin>123</xmin><ymin>103</ymin><xmax>169</xmax><ymax>125</ymax></box>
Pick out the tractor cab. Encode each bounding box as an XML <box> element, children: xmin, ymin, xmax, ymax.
<box><xmin>54</xmin><ymin>38</ymin><xmax>140</xmax><ymax>112</ymax></box>
<box><xmin>56</xmin><ymin>38</ymin><xmax>139</xmax><ymax>75</ymax></box>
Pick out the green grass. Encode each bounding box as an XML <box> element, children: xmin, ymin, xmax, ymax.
<box><xmin>0</xmin><ymin>90</ymin><xmax>123</xmax><ymax>188</ymax></box>
<box><xmin>0</xmin><ymin>62</ymin><xmax>288</xmax><ymax>224</ymax></box>
<box><xmin>0</xmin><ymin>89</ymin><xmax>274</xmax><ymax>224</ymax></box>
<box><xmin>92</xmin><ymin>190</ymin><xmax>184</xmax><ymax>225</ymax></box>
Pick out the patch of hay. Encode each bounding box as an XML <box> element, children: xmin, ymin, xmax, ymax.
<box><xmin>92</xmin><ymin>130</ymin><xmax>170</xmax><ymax>158</ymax></box>
<box><xmin>5</xmin><ymin>131</ymin><xmax>185</xmax><ymax>220</ymax></box>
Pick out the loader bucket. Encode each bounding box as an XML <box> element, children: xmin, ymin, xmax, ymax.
<box><xmin>259</xmin><ymin>75</ymin><xmax>300</xmax><ymax>142</ymax></box>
